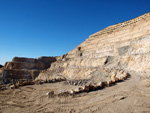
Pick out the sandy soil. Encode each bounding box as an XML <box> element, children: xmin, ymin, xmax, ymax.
<box><xmin>0</xmin><ymin>73</ymin><xmax>150</xmax><ymax>113</ymax></box>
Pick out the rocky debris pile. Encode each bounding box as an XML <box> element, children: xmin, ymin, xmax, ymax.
<box><xmin>1</xmin><ymin>69</ymin><xmax>129</xmax><ymax>93</ymax></box>
<box><xmin>0</xmin><ymin>56</ymin><xmax>57</xmax><ymax>85</ymax></box>
<box><xmin>64</xmin><ymin>79</ymin><xmax>90</xmax><ymax>86</ymax></box>
<box><xmin>0</xmin><ymin>80</ymin><xmax>35</xmax><ymax>90</ymax></box>
<box><xmin>35</xmin><ymin>76</ymin><xmax>66</xmax><ymax>85</ymax></box>
<box><xmin>58</xmin><ymin>72</ymin><xmax>129</xmax><ymax>96</ymax></box>
<box><xmin>0</xmin><ymin>76</ymin><xmax>66</xmax><ymax>91</ymax></box>
<box><xmin>64</xmin><ymin>69</ymin><xmax>129</xmax><ymax>86</ymax></box>
<box><xmin>110</xmin><ymin>69</ymin><xmax>129</xmax><ymax>82</ymax></box>
<box><xmin>44</xmin><ymin>70</ymin><xmax>130</xmax><ymax>97</ymax></box>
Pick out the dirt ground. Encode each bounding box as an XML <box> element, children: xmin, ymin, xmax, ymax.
<box><xmin>0</xmin><ymin>72</ymin><xmax>150</xmax><ymax>113</ymax></box>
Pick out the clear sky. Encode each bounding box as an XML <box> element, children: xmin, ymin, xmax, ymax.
<box><xmin>0</xmin><ymin>0</ymin><xmax>150</xmax><ymax>65</ymax></box>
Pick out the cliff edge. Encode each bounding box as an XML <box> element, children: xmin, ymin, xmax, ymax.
<box><xmin>0</xmin><ymin>56</ymin><xmax>57</xmax><ymax>85</ymax></box>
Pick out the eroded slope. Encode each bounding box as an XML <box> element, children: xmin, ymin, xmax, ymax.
<box><xmin>36</xmin><ymin>12</ymin><xmax>150</xmax><ymax>83</ymax></box>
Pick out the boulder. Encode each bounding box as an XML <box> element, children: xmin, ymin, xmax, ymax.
<box><xmin>46</xmin><ymin>91</ymin><xmax>55</xmax><ymax>98</ymax></box>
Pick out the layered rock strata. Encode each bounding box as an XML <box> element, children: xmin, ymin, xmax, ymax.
<box><xmin>0</xmin><ymin>56</ymin><xmax>57</xmax><ymax>85</ymax></box>
<box><xmin>36</xmin><ymin>12</ymin><xmax>150</xmax><ymax>85</ymax></box>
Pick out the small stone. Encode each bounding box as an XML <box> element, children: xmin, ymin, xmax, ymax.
<box><xmin>69</xmin><ymin>89</ymin><xmax>75</xmax><ymax>94</ymax></box>
<box><xmin>46</xmin><ymin>91</ymin><xmax>55</xmax><ymax>98</ymax></box>
<box><xmin>10</xmin><ymin>84</ymin><xmax>15</xmax><ymax>89</ymax></box>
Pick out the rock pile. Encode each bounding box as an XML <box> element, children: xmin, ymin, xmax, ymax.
<box><xmin>64</xmin><ymin>79</ymin><xmax>90</xmax><ymax>86</ymax></box>
<box><xmin>0</xmin><ymin>76</ymin><xmax>66</xmax><ymax>90</ymax></box>
<box><xmin>44</xmin><ymin>70</ymin><xmax>130</xmax><ymax>97</ymax></box>
<box><xmin>35</xmin><ymin>76</ymin><xmax>66</xmax><ymax>84</ymax></box>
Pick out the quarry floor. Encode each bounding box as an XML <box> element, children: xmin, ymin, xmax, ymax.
<box><xmin>0</xmin><ymin>73</ymin><xmax>150</xmax><ymax>113</ymax></box>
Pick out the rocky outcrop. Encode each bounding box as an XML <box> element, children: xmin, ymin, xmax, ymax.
<box><xmin>0</xmin><ymin>56</ymin><xmax>57</xmax><ymax>85</ymax></box>
<box><xmin>5</xmin><ymin>57</ymin><xmax>56</xmax><ymax>70</ymax></box>
<box><xmin>36</xmin><ymin>12</ymin><xmax>150</xmax><ymax>84</ymax></box>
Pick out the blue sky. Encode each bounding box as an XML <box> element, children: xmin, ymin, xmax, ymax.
<box><xmin>0</xmin><ymin>0</ymin><xmax>150</xmax><ymax>65</ymax></box>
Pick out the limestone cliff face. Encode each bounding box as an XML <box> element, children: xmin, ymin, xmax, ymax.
<box><xmin>36</xmin><ymin>12</ymin><xmax>150</xmax><ymax>82</ymax></box>
<box><xmin>0</xmin><ymin>57</ymin><xmax>57</xmax><ymax>84</ymax></box>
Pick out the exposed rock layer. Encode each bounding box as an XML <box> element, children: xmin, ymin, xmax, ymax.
<box><xmin>0</xmin><ymin>57</ymin><xmax>57</xmax><ymax>85</ymax></box>
<box><xmin>36</xmin><ymin>12</ymin><xmax>150</xmax><ymax>82</ymax></box>
<box><xmin>1</xmin><ymin>12</ymin><xmax>150</xmax><ymax>113</ymax></box>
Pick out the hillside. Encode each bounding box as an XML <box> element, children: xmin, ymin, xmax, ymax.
<box><xmin>37</xmin><ymin>12</ymin><xmax>150</xmax><ymax>82</ymax></box>
<box><xmin>0</xmin><ymin>12</ymin><xmax>150</xmax><ymax>113</ymax></box>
